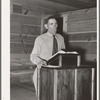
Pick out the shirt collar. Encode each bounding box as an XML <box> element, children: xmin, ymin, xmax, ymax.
<box><xmin>46</xmin><ymin>32</ymin><xmax>57</xmax><ymax>37</ymax></box>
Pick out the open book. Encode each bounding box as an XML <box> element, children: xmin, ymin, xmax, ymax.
<box><xmin>44</xmin><ymin>50</ymin><xmax>79</xmax><ymax>68</ymax></box>
<box><xmin>48</xmin><ymin>50</ymin><xmax>78</xmax><ymax>61</ymax></box>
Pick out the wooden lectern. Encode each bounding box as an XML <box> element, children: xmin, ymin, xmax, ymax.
<box><xmin>37</xmin><ymin>53</ymin><xmax>96</xmax><ymax>100</ymax></box>
<box><xmin>47</xmin><ymin>53</ymin><xmax>81</xmax><ymax>67</ymax></box>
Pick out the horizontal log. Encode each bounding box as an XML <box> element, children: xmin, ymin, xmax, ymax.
<box><xmin>23</xmin><ymin>36</ymin><xmax>36</xmax><ymax>44</ymax></box>
<box><xmin>11</xmin><ymin>6</ymin><xmax>43</xmax><ymax>17</ymax></box>
<box><xmin>69</xmin><ymin>42</ymin><xmax>96</xmax><ymax>54</ymax></box>
<box><xmin>10</xmin><ymin>53</ymin><xmax>35</xmax><ymax>68</ymax></box>
<box><xmin>11</xmin><ymin>54</ymin><xmax>30</xmax><ymax>63</ymax></box>
<box><xmin>10</xmin><ymin>22</ymin><xmax>22</xmax><ymax>33</ymax></box>
<box><xmin>10</xmin><ymin>34</ymin><xmax>23</xmax><ymax>43</ymax></box>
<box><xmin>22</xmin><ymin>25</ymin><xmax>41</xmax><ymax>35</ymax></box>
<box><xmin>84</xmin><ymin>54</ymin><xmax>96</xmax><ymax>61</ymax></box>
<box><xmin>10</xmin><ymin>23</ymin><xmax>41</xmax><ymax>35</ymax></box>
<box><xmin>11</xmin><ymin>43</ymin><xmax>24</xmax><ymax>53</ymax></box>
<box><xmin>11</xmin><ymin>64</ymin><xmax>35</xmax><ymax>71</ymax></box>
<box><xmin>11</xmin><ymin>71</ymin><xmax>34</xmax><ymax>83</ymax></box>
<box><xmin>68</xmin><ymin>32</ymin><xmax>96</xmax><ymax>41</ymax></box>
<box><xmin>10</xmin><ymin>34</ymin><xmax>37</xmax><ymax>43</ymax></box>
<box><xmin>66</xmin><ymin>30</ymin><xmax>96</xmax><ymax>34</ymax></box>
<box><xmin>22</xmin><ymin>24</ymin><xmax>41</xmax><ymax>27</ymax></box>
<box><xmin>10</xmin><ymin>43</ymin><xmax>34</xmax><ymax>53</ymax></box>
<box><xmin>11</xmin><ymin>13</ymin><xmax>41</xmax><ymax>25</ymax></box>
<box><xmin>67</xmin><ymin>7</ymin><xmax>96</xmax><ymax>21</ymax></box>
<box><xmin>67</xmin><ymin>19</ymin><xmax>96</xmax><ymax>32</ymax></box>
<box><xmin>23</xmin><ymin>44</ymin><xmax>34</xmax><ymax>53</ymax></box>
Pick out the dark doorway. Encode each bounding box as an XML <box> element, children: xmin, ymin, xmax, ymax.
<box><xmin>56</xmin><ymin>17</ymin><xmax>63</xmax><ymax>36</ymax></box>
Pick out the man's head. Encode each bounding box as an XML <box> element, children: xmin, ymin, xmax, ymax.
<box><xmin>45</xmin><ymin>16</ymin><xmax>58</xmax><ymax>35</ymax></box>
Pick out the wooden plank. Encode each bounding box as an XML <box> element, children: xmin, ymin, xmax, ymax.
<box><xmin>40</xmin><ymin>68</ymin><xmax>54</xmax><ymax>100</ymax></box>
<box><xmin>11</xmin><ymin>13</ymin><xmax>41</xmax><ymax>25</ymax></box>
<box><xmin>54</xmin><ymin>70</ymin><xmax>58</xmax><ymax>100</ymax></box>
<box><xmin>47</xmin><ymin>0</ymin><xmax>89</xmax><ymax>8</ymax></box>
<box><xmin>77</xmin><ymin>68</ymin><xmax>92</xmax><ymax>100</ymax></box>
<box><xmin>68</xmin><ymin>32</ymin><xmax>96</xmax><ymax>41</ymax></box>
<box><xmin>23</xmin><ymin>36</ymin><xmax>37</xmax><ymax>44</ymax></box>
<box><xmin>11</xmin><ymin>34</ymin><xmax>37</xmax><ymax>44</ymax></box>
<box><xmin>39</xmin><ymin>67</ymin><xmax>95</xmax><ymax>100</ymax></box>
<box><xmin>91</xmin><ymin>68</ymin><xmax>95</xmax><ymax>100</ymax></box>
<box><xmin>11</xmin><ymin>83</ymin><xmax>36</xmax><ymax>100</ymax></box>
<box><xmin>67</xmin><ymin>19</ymin><xmax>96</xmax><ymax>32</ymax></box>
<box><xmin>11</xmin><ymin>42</ymin><xmax>33</xmax><ymax>54</ymax></box>
<box><xmin>21</xmin><ymin>16</ymin><xmax>41</xmax><ymax>25</ymax></box>
<box><xmin>67</xmin><ymin>7</ymin><xmax>96</xmax><ymax>21</ymax></box>
<box><xmin>11</xmin><ymin>0</ymin><xmax>77</xmax><ymax>13</ymax></box>
<box><xmin>74</xmin><ymin>69</ymin><xmax>78</xmax><ymax>100</ymax></box>
<box><xmin>23</xmin><ymin>44</ymin><xmax>34</xmax><ymax>53</ymax></box>
<box><xmin>69</xmin><ymin>42</ymin><xmax>96</xmax><ymax>54</ymax></box>
<box><xmin>22</xmin><ymin>25</ymin><xmax>41</xmax><ymax>35</ymax></box>
<box><xmin>12</xmin><ymin>3</ymin><xmax>56</xmax><ymax>15</ymax></box>
<box><xmin>84</xmin><ymin>54</ymin><xmax>96</xmax><ymax>61</ymax></box>
<box><xmin>67</xmin><ymin>30</ymin><xmax>96</xmax><ymax>34</ymax></box>
<box><xmin>10</xmin><ymin>34</ymin><xmax>23</xmax><ymax>43</ymax></box>
<box><xmin>11</xmin><ymin>43</ymin><xmax>24</xmax><ymax>53</ymax></box>
<box><xmin>22</xmin><ymin>4</ymin><xmax>57</xmax><ymax>14</ymax></box>
<box><xmin>10</xmin><ymin>53</ymin><xmax>35</xmax><ymax>70</ymax></box>
<box><xmin>20</xmin><ymin>73</ymin><xmax>33</xmax><ymax>82</ymax></box>
<box><xmin>13</xmin><ymin>4</ymin><xmax>22</xmax><ymax>14</ymax></box>
<box><xmin>10</xmin><ymin>22</ymin><xmax>22</xmax><ymax>33</ymax></box>
<box><xmin>57</xmin><ymin>69</ymin><xmax>75</xmax><ymax>100</ymax></box>
<box><xmin>11</xmin><ymin>64</ymin><xmax>34</xmax><ymax>71</ymax></box>
<box><xmin>11</xmin><ymin>54</ymin><xmax>30</xmax><ymax>63</ymax></box>
<box><xmin>12</xmin><ymin>0</ymin><xmax>77</xmax><ymax>10</ymax></box>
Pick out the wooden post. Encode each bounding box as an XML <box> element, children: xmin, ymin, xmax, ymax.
<box><xmin>77</xmin><ymin>55</ymin><xmax>81</xmax><ymax>67</ymax></box>
<box><xmin>91</xmin><ymin>68</ymin><xmax>95</xmax><ymax>100</ymax></box>
<box><xmin>74</xmin><ymin>69</ymin><xmax>78</xmax><ymax>100</ymax></box>
<box><xmin>53</xmin><ymin>70</ymin><xmax>58</xmax><ymax>100</ymax></box>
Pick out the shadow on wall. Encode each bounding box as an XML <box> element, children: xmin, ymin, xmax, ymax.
<box><xmin>63</xmin><ymin>32</ymin><xmax>96</xmax><ymax>67</ymax></box>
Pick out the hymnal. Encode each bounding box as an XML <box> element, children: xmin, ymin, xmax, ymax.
<box><xmin>47</xmin><ymin>50</ymin><xmax>80</xmax><ymax>68</ymax></box>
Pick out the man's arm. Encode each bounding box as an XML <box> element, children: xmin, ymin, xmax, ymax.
<box><xmin>30</xmin><ymin>37</ymin><xmax>47</xmax><ymax>66</ymax></box>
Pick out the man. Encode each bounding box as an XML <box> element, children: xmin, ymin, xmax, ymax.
<box><xmin>30</xmin><ymin>16</ymin><xmax>65</xmax><ymax>97</ymax></box>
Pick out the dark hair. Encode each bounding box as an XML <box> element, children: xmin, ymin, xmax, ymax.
<box><xmin>45</xmin><ymin>16</ymin><xmax>57</xmax><ymax>24</ymax></box>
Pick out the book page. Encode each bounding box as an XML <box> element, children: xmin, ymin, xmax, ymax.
<box><xmin>48</xmin><ymin>50</ymin><xmax>78</xmax><ymax>61</ymax></box>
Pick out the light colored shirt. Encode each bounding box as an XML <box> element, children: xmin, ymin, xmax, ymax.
<box><xmin>30</xmin><ymin>32</ymin><xmax>65</xmax><ymax>65</ymax></box>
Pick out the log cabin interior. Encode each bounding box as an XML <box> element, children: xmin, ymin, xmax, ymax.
<box><xmin>10</xmin><ymin>0</ymin><xmax>97</xmax><ymax>100</ymax></box>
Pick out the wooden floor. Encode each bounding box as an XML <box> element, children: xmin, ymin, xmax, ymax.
<box><xmin>10</xmin><ymin>82</ymin><xmax>37</xmax><ymax>100</ymax></box>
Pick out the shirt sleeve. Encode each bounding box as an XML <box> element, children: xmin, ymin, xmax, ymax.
<box><xmin>30</xmin><ymin>37</ymin><xmax>42</xmax><ymax>65</ymax></box>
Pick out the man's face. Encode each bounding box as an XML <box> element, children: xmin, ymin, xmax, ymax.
<box><xmin>46</xmin><ymin>18</ymin><xmax>58</xmax><ymax>35</ymax></box>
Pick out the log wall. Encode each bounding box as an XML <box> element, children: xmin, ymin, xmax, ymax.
<box><xmin>62</xmin><ymin>7</ymin><xmax>97</xmax><ymax>63</ymax></box>
<box><xmin>10</xmin><ymin>3</ymin><xmax>42</xmax><ymax>82</ymax></box>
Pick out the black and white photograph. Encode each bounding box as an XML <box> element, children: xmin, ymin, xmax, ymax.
<box><xmin>1</xmin><ymin>0</ymin><xmax>99</xmax><ymax>100</ymax></box>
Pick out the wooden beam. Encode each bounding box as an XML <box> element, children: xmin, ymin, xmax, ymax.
<box><xmin>11</xmin><ymin>0</ymin><xmax>57</xmax><ymax>14</ymax></box>
<box><xmin>47</xmin><ymin>0</ymin><xmax>91</xmax><ymax>9</ymax></box>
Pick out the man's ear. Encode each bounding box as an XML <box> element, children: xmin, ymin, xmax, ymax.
<box><xmin>44</xmin><ymin>24</ymin><xmax>48</xmax><ymax>29</ymax></box>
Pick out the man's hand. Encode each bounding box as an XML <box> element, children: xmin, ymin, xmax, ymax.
<box><xmin>37</xmin><ymin>60</ymin><xmax>47</xmax><ymax>68</ymax></box>
<box><xmin>42</xmin><ymin>60</ymin><xmax>47</xmax><ymax>66</ymax></box>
